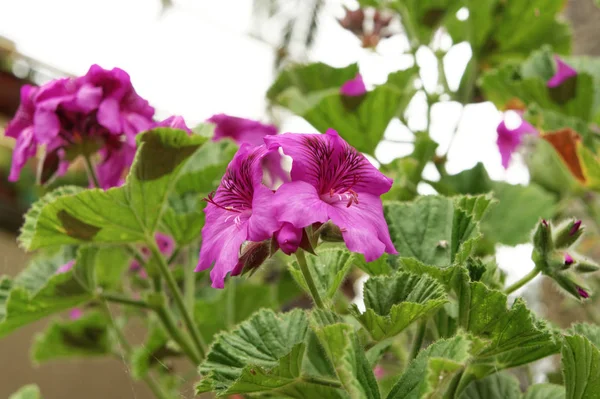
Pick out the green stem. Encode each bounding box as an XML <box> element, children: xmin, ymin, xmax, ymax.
<box><xmin>83</xmin><ymin>153</ymin><xmax>101</xmax><ymax>188</ymax></box>
<box><xmin>301</xmin><ymin>376</ymin><xmax>342</xmax><ymax>389</ymax></box>
<box><xmin>101</xmin><ymin>292</ymin><xmax>151</xmax><ymax>309</ymax></box>
<box><xmin>102</xmin><ymin>304</ymin><xmax>171</xmax><ymax>399</ymax></box>
<box><xmin>167</xmin><ymin>246</ymin><xmax>181</xmax><ymax>265</ymax></box>
<box><xmin>296</xmin><ymin>249</ymin><xmax>325</xmax><ymax>309</ymax></box>
<box><xmin>409</xmin><ymin>320</ymin><xmax>427</xmax><ymax>361</ymax></box>
<box><xmin>184</xmin><ymin>245</ymin><xmax>196</xmax><ymax>313</ymax></box>
<box><xmin>148</xmin><ymin>239</ymin><xmax>207</xmax><ymax>359</ymax></box>
<box><xmin>226</xmin><ymin>279</ymin><xmax>236</xmax><ymax>329</ymax></box>
<box><xmin>155</xmin><ymin>302</ymin><xmax>202</xmax><ymax>365</ymax></box>
<box><xmin>504</xmin><ymin>267</ymin><xmax>541</xmax><ymax>295</ymax></box>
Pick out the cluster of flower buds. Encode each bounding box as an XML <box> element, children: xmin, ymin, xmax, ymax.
<box><xmin>532</xmin><ymin>218</ymin><xmax>598</xmax><ymax>299</ymax></box>
<box><xmin>338</xmin><ymin>6</ymin><xmax>395</xmax><ymax>48</ymax></box>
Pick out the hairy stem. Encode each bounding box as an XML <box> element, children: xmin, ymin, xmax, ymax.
<box><xmin>409</xmin><ymin>319</ymin><xmax>427</xmax><ymax>361</ymax></box>
<box><xmin>184</xmin><ymin>245</ymin><xmax>196</xmax><ymax>313</ymax></box>
<box><xmin>102</xmin><ymin>304</ymin><xmax>171</xmax><ymax>399</ymax></box>
<box><xmin>148</xmin><ymin>239</ymin><xmax>207</xmax><ymax>359</ymax></box>
<box><xmin>504</xmin><ymin>267</ymin><xmax>541</xmax><ymax>295</ymax></box>
<box><xmin>296</xmin><ymin>249</ymin><xmax>325</xmax><ymax>309</ymax></box>
<box><xmin>154</xmin><ymin>302</ymin><xmax>202</xmax><ymax>365</ymax></box>
<box><xmin>301</xmin><ymin>376</ymin><xmax>342</xmax><ymax>389</ymax></box>
<box><xmin>101</xmin><ymin>292</ymin><xmax>152</xmax><ymax>309</ymax></box>
<box><xmin>83</xmin><ymin>153</ymin><xmax>101</xmax><ymax>188</ymax></box>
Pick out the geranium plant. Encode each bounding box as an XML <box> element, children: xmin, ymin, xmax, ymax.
<box><xmin>6</xmin><ymin>1</ymin><xmax>600</xmax><ymax>399</ymax></box>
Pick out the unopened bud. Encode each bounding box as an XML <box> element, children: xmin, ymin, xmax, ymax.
<box><xmin>274</xmin><ymin>223</ymin><xmax>302</xmax><ymax>255</ymax></box>
<box><xmin>533</xmin><ymin>219</ymin><xmax>553</xmax><ymax>255</ymax></box>
<box><xmin>319</xmin><ymin>221</ymin><xmax>344</xmax><ymax>243</ymax></box>
<box><xmin>547</xmin><ymin>252</ymin><xmax>571</xmax><ymax>271</ymax></box>
<box><xmin>553</xmin><ymin>272</ymin><xmax>590</xmax><ymax>300</ymax></box>
<box><xmin>237</xmin><ymin>241</ymin><xmax>272</xmax><ymax>277</ymax></box>
<box><xmin>565</xmin><ymin>253</ymin><xmax>574</xmax><ymax>266</ymax></box>
<box><xmin>553</xmin><ymin>219</ymin><xmax>584</xmax><ymax>249</ymax></box>
<box><xmin>574</xmin><ymin>257</ymin><xmax>600</xmax><ymax>274</ymax></box>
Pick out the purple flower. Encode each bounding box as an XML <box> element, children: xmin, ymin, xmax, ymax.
<box><xmin>570</xmin><ymin>220</ymin><xmax>582</xmax><ymax>236</ymax></box>
<box><xmin>56</xmin><ymin>260</ymin><xmax>75</xmax><ymax>274</ymax></box>
<box><xmin>208</xmin><ymin>113</ymin><xmax>288</xmax><ymax>188</ymax></box>
<box><xmin>496</xmin><ymin>118</ymin><xmax>538</xmax><ymax>169</ymax></box>
<box><xmin>5</xmin><ymin>65</ymin><xmax>154</xmax><ymax>188</ymax></box>
<box><xmin>130</xmin><ymin>233</ymin><xmax>175</xmax><ymax>276</ymax></box>
<box><xmin>196</xmin><ymin>144</ymin><xmax>280</xmax><ymax>288</ymax></box>
<box><xmin>340</xmin><ymin>73</ymin><xmax>367</xmax><ymax>97</ymax></box>
<box><xmin>265</xmin><ymin>129</ymin><xmax>397</xmax><ymax>262</ymax></box>
<box><xmin>577</xmin><ymin>286</ymin><xmax>590</xmax><ymax>299</ymax></box>
<box><xmin>208</xmin><ymin>114</ymin><xmax>278</xmax><ymax>146</ymax></box>
<box><xmin>547</xmin><ymin>56</ymin><xmax>577</xmax><ymax>88</ymax></box>
<box><xmin>69</xmin><ymin>308</ymin><xmax>83</xmax><ymax>320</ymax></box>
<box><xmin>274</xmin><ymin>222</ymin><xmax>303</xmax><ymax>255</ymax></box>
<box><xmin>565</xmin><ymin>253</ymin><xmax>574</xmax><ymax>266</ymax></box>
<box><xmin>156</xmin><ymin>115</ymin><xmax>192</xmax><ymax>133</ymax></box>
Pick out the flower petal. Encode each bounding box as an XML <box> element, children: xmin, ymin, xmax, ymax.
<box><xmin>328</xmin><ymin>193</ymin><xmax>397</xmax><ymax>261</ymax></box>
<box><xmin>272</xmin><ymin>181</ymin><xmax>330</xmax><ymax>228</ymax></box>
<box><xmin>98</xmin><ymin>97</ymin><xmax>123</xmax><ymax>133</ymax></box>
<box><xmin>196</xmin><ymin>205</ymin><xmax>249</xmax><ymax>288</ymax></box>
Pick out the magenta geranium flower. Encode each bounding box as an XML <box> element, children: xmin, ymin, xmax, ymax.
<box><xmin>547</xmin><ymin>56</ymin><xmax>577</xmax><ymax>88</ymax></box>
<box><xmin>340</xmin><ymin>73</ymin><xmax>367</xmax><ymax>96</ymax></box>
<box><xmin>208</xmin><ymin>113</ymin><xmax>288</xmax><ymax>188</ymax></box>
<box><xmin>207</xmin><ymin>114</ymin><xmax>277</xmax><ymax>146</ymax></box>
<box><xmin>265</xmin><ymin>129</ymin><xmax>397</xmax><ymax>261</ymax></box>
<box><xmin>196</xmin><ymin>144</ymin><xmax>280</xmax><ymax>288</ymax></box>
<box><xmin>496</xmin><ymin>119</ymin><xmax>538</xmax><ymax>169</ymax></box>
<box><xmin>156</xmin><ymin>115</ymin><xmax>191</xmax><ymax>133</ymax></box>
<box><xmin>5</xmin><ymin>64</ymin><xmax>155</xmax><ymax>188</ymax></box>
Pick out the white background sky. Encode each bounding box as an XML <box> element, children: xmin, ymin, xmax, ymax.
<box><xmin>0</xmin><ymin>0</ymin><xmax>539</xmax><ymax>293</ymax></box>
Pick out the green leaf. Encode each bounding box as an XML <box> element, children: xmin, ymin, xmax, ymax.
<box><xmin>384</xmin><ymin>195</ymin><xmax>493</xmax><ymax>267</ymax></box>
<box><xmin>197</xmin><ymin>309</ymin><xmax>313</xmax><ymax>396</ymax></box>
<box><xmin>386</xmin><ymin>335</ymin><xmax>472</xmax><ymax>399</ymax></box>
<box><xmin>463</xmin><ymin>282</ymin><xmax>559</xmax><ymax>378</ymax></box>
<box><xmin>526</xmin><ymin>137</ymin><xmax>582</xmax><ymax>195</ymax></box>
<box><xmin>31</xmin><ymin>311</ymin><xmax>111</xmax><ymax>363</ymax></box>
<box><xmin>445</xmin><ymin>0</ymin><xmax>570</xmax><ymax>63</ymax></box>
<box><xmin>289</xmin><ymin>248</ymin><xmax>355</xmax><ymax>303</ymax></box>
<box><xmin>351</xmin><ymin>271</ymin><xmax>447</xmax><ymax>341</ymax></box>
<box><xmin>523</xmin><ymin>384</ymin><xmax>565</xmax><ymax>399</ymax></box>
<box><xmin>436</xmin><ymin>163</ymin><xmax>557</xmax><ymax>246</ymax></box>
<box><xmin>8</xmin><ymin>385</ymin><xmax>41</xmax><ymax>399</ymax></box>
<box><xmin>355</xmin><ymin>254</ymin><xmax>394</xmax><ymax>276</ymax></box>
<box><xmin>569</xmin><ymin>323</ymin><xmax>600</xmax><ymax>348</ymax></box>
<box><xmin>0</xmin><ymin>251</ymin><xmax>94</xmax><ymax>338</ymax></box>
<box><xmin>91</xmin><ymin>246</ymin><xmax>131</xmax><ymax>290</ymax></box>
<box><xmin>194</xmin><ymin>282</ymin><xmax>277</xmax><ymax>345</ymax></box>
<box><xmin>268</xmin><ymin>63</ymin><xmax>417</xmax><ymax>154</ymax></box>
<box><xmin>19</xmin><ymin>128</ymin><xmax>207</xmax><ymax>250</ymax></box>
<box><xmin>458</xmin><ymin>372</ymin><xmax>521</xmax><ymax>399</ymax></box>
<box><xmin>562</xmin><ymin>334</ymin><xmax>600</xmax><ymax>399</ymax></box>
<box><xmin>481</xmin><ymin>47</ymin><xmax>593</xmax><ymax>121</ymax></box>
<box><xmin>161</xmin><ymin>193</ymin><xmax>205</xmax><ymax>246</ymax></box>
<box><xmin>312</xmin><ymin>322</ymin><xmax>381</xmax><ymax>399</ymax></box>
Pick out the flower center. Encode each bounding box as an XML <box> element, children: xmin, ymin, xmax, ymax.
<box><xmin>321</xmin><ymin>188</ymin><xmax>359</xmax><ymax>208</ymax></box>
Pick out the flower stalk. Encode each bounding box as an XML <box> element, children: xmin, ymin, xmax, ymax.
<box><xmin>148</xmin><ymin>239</ymin><xmax>207</xmax><ymax>359</ymax></box>
<box><xmin>504</xmin><ymin>267</ymin><xmax>541</xmax><ymax>295</ymax></box>
<box><xmin>295</xmin><ymin>249</ymin><xmax>325</xmax><ymax>309</ymax></box>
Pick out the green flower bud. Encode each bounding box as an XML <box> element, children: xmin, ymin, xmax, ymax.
<box><xmin>552</xmin><ymin>272</ymin><xmax>590</xmax><ymax>300</ymax></box>
<box><xmin>553</xmin><ymin>219</ymin><xmax>583</xmax><ymax>249</ymax></box>
<box><xmin>533</xmin><ymin>219</ymin><xmax>553</xmax><ymax>255</ymax></box>
<box><xmin>574</xmin><ymin>257</ymin><xmax>600</xmax><ymax>274</ymax></box>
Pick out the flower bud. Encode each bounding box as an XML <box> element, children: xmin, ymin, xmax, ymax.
<box><xmin>547</xmin><ymin>252</ymin><xmax>571</xmax><ymax>271</ymax></box>
<box><xmin>274</xmin><ymin>223</ymin><xmax>302</xmax><ymax>255</ymax></box>
<box><xmin>237</xmin><ymin>241</ymin><xmax>272</xmax><ymax>277</ymax></box>
<box><xmin>553</xmin><ymin>219</ymin><xmax>583</xmax><ymax>249</ymax></box>
<box><xmin>533</xmin><ymin>219</ymin><xmax>553</xmax><ymax>256</ymax></box>
<box><xmin>574</xmin><ymin>257</ymin><xmax>600</xmax><ymax>274</ymax></box>
<box><xmin>319</xmin><ymin>221</ymin><xmax>345</xmax><ymax>243</ymax></box>
<box><xmin>552</xmin><ymin>272</ymin><xmax>590</xmax><ymax>300</ymax></box>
